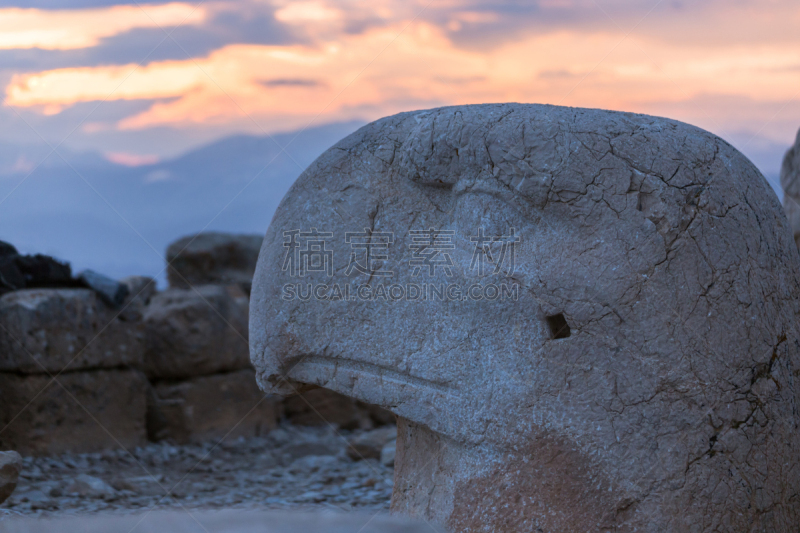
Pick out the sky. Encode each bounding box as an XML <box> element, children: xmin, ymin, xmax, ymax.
<box><xmin>1</xmin><ymin>0</ymin><xmax>799</xmax><ymax>186</ymax></box>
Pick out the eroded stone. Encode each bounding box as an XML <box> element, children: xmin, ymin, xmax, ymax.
<box><xmin>251</xmin><ymin>104</ymin><xmax>800</xmax><ymax>531</ymax></box>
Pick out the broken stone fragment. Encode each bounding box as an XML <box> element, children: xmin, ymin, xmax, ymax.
<box><xmin>77</xmin><ymin>269</ymin><xmax>129</xmax><ymax>307</ymax></box>
<box><xmin>0</xmin><ymin>450</ymin><xmax>22</xmax><ymax>504</ymax></box>
<box><xmin>251</xmin><ymin>104</ymin><xmax>800</xmax><ymax>531</ymax></box>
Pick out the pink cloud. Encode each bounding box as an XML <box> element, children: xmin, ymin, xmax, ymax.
<box><xmin>105</xmin><ymin>152</ymin><xmax>160</xmax><ymax>167</ymax></box>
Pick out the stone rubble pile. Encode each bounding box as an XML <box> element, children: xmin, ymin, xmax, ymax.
<box><xmin>1</xmin><ymin>425</ymin><xmax>395</xmax><ymax>516</ymax></box>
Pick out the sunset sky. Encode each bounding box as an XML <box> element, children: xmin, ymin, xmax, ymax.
<box><xmin>1</xmin><ymin>0</ymin><xmax>799</xmax><ymax>186</ymax></box>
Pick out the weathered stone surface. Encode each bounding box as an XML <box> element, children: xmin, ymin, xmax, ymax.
<box><xmin>0</xmin><ymin>369</ymin><xmax>148</xmax><ymax>455</ymax></box>
<box><xmin>0</xmin><ymin>289</ymin><xmax>144</xmax><ymax>374</ymax></box>
<box><xmin>781</xmin><ymin>127</ymin><xmax>800</xmax><ymax>248</ymax></box>
<box><xmin>141</xmin><ymin>285</ymin><xmax>250</xmax><ymax>379</ymax></box>
<box><xmin>166</xmin><ymin>232</ymin><xmax>262</xmax><ymax>291</ymax></box>
<box><xmin>251</xmin><ymin>105</ymin><xmax>800</xmax><ymax>531</ymax></box>
<box><xmin>0</xmin><ymin>450</ymin><xmax>22</xmax><ymax>504</ymax></box>
<box><xmin>2</xmin><ymin>510</ymin><xmax>441</xmax><ymax>532</ymax></box>
<box><xmin>147</xmin><ymin>369</ymin><xmax>278</xmax><ymax>444</ymax></box>
<box><xmin>283</xmin><ymin>389</ymin><xmax>373</xmax><ymax>430</ymax></box>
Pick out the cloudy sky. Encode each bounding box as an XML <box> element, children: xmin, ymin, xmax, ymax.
<box><xmin>1</xmin><ymin>0</ymin><xmax>799</xmax><ymax>182</ymax></box>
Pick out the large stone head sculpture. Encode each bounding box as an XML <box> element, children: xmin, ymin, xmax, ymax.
<box><xmin>251</xmin><ymin>104</ymin><xmax>800</xmax><ymax>531</ymax></box>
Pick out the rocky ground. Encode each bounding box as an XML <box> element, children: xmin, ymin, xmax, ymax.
<box><xmin>0</xmin><ymin>424</ymin><xmax>395</xmax><ymax>519</ymax></box>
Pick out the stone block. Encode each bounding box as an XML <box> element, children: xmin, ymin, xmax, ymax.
<box><xmin>0</xmin><ymin>369</ymin><xmax>148</xmax><ymax>455</ymax></box>
<box><xmin>141</xmin><ymin>285</ymin><xmax>250</xmax><ymax>379</ymax></box>
<box><xmin>0</xmin><ymin>289</ymin><xmax>144</xmax><ymax>374</ymax></box>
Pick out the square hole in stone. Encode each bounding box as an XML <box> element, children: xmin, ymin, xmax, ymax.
<box><xmin>546</xmin><ymin>313</ymin><xmax>571</xmax><ymax>339</ymax></box>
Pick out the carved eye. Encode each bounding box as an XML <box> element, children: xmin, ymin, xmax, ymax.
<box><xmin>546</xmin><ymin>313</ymin><xmax>571</xmax><ymax>339</ymax></box>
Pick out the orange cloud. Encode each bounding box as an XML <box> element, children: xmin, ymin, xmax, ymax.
<box><xmin>0</xmin><ymin>3</ymin><xmax>206</xmax><ymax>50</ymax></box>
<box><xmin>5</xmin><ymin>7</ymin><xmax>800</xmax><ymax>143</ymax></box>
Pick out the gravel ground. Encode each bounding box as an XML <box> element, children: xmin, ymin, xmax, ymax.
<box><xmin>0</xmin><ymin>424</ymin><xmax>395</xmax><ymax>518</ymax></box>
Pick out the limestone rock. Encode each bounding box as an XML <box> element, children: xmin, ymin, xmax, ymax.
<box><xmin>1</xmin><ymin>510</ymin><xmax>440</xmax><ymax>532</ymax></box>
<box><xmin>251</xmin><ymin>105</ymin><xmax>800</xmax><ymax>531</ymax></box>
<box><xmin>347</xmin><ymin>426</ymin><xmax>397</xmax><ymax>461</ymax></box>
<box><xmin>781</xmin><ymin>127</ymin><xmax>800</xmax><ymax>248</ymax></box>
<box><xmin>147</xmin><ymin>369</ymin><xmax>278</xmax><ymax>444</ymax></box>
<box><xmin>166</xmin><ymin>232</ymin><xmax>263</xmax><ymax>292</ymax></box>
<box><xmin>141</xmin><ymin>285</ymin><xmax>250</xmax><ymax>379</ymax></box>
<box><xmin>0</xmin><ymin>450</ymin><xmax>22</xmax><ymax>503</ymax></box>
<box><xmin>0</xmin><ymin>289</ymin><xmax>144</xmax><ymax>374</ymax></box>
<box><xmin>0</xmin><ymin>369</ymin><xmax>148</xmax><ymax>455</ymax></box>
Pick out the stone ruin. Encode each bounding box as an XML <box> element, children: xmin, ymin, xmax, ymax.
<box><xmin>251</xmin><ymin>104</ymin><xmax>800</xmax><ymax>531</ymax></box>
<box><xmin>0</xmin><ymin>233</ymin><xmax>390</xmax><ymax>461</ymax></box>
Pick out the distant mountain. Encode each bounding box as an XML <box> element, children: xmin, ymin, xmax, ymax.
<box><xmin>0</xmin><ymin>120</ymin><xmax>788</xmax><ymax>287</ymax></box>
<box><xmin>0</xmin><ymin>121</ymin><xmax>364</xmax><ymax>286</ymax></box>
